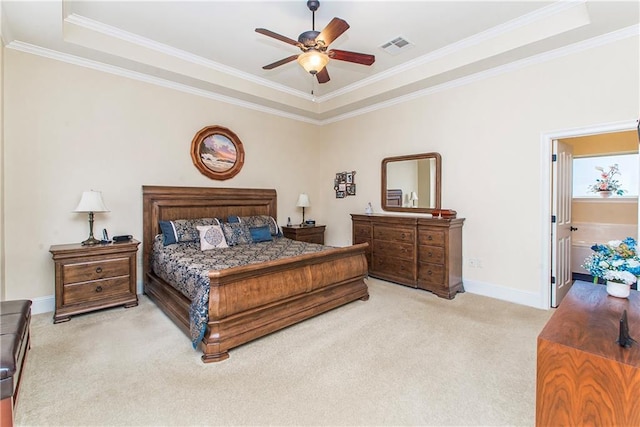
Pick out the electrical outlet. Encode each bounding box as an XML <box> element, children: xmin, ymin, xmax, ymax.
<box><xmin>468</xmin><ymin>258</ymin><xmax>483</xmax><ymax>268</ymax></box>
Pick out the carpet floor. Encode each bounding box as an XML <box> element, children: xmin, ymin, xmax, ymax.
<box><xmin>15</xmin><ymin>278</ymin><xmax>553</xmax><ymax>426</ymax></box>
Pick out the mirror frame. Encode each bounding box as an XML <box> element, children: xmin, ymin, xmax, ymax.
<box><xmin>381</xmin><ymin>152</ymin><xmax>442</xmax><ymax>214</ymax></box>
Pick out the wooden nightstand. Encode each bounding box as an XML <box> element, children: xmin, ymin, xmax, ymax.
<box><xmin>50</xmin><ymin>239</ymin><xmax>140</xmax><ymax>323</ymax></box>
<box><xmin>282</xmin><ymin>225</ymin><xmax>326</xmax><ymax>244</ymax></box>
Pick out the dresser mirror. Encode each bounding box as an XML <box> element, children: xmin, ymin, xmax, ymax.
<box><xmin>381</xmin><ymin>152</ymin><xmax>441</xmax><ymax>213</ymax></box>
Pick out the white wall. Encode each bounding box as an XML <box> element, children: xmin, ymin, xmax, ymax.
<box><xmin>2</xmin><ymin>34</ymin><xmax>639</xmax><ymax>313</ymax></box>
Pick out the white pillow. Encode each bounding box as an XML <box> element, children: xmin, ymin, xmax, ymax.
<box><xmin>196</xmin><ymin>225</ymin><xmax>229</xmax><ymax>250</ymax></box>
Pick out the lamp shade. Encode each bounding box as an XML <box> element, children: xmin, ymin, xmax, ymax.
<box><xmin>297</xmin><ymin>50</ymin><xmax>329</xmax><ymax>75</ymax></box>
<box><xmin>410</xmin><ymin>192</ymin><xmax>419</xmax><ymax>201</ymax></box>
<box><xmin>296</xmin><ymin>193</ymin><xmax>310</xmax><ymax>208</ymax></box>
<box><xmin>74</xmin><ymin>190</ymin><xmax>109</xmax><ymax>213</ymax></box>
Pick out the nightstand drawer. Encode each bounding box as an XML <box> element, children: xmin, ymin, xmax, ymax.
<box><xmin>62</xmin><ymin>258</ymin><xmax>130</xmax><ymax>284</ymax></box>
<box><xmin>353</xmin><ymin>224</ymin><xmax>371</xmax><ymax>242</ymax></box>
<box><xmin>63</xmin><ymin>277</ymin><xmax>131</xmax><ymax>305</ymax></box>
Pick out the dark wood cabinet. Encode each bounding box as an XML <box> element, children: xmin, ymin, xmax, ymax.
<box><xmin>50</xmin><ymin>240</ymin><xmax>140</xmax><ymax>323</ymax></box>
<box><xmin>536</xmin><ymin>282</ymin><xmax>640</xmax><ymax>426</ymax></box>
<box><xmin>281</xmin><ymin>225</ymin><xmax>325</xmax><ymax>244</ymax></box>
<box><xmin>351</xmin><ymin>214</ymin><xmax>464</xmax><ymax>299</ymax></box>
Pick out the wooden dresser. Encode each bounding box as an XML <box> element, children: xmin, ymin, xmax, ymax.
<box><xmin>351</xmin><ymin>214</ymin><xmax>464</xmax><ymax>299</ymax></box>
<box><xmin>50</xmin><ymin>240</ymin><xmax>140</xmax><ymax>323</ymax></box>
<box><xmin>536</xmin><ymin>281</ymin><xmax>640</xmax><ymax>426</ymax></box>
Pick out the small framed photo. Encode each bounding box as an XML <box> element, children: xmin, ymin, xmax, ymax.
<box><xmin>346</xmin><ymin>172</ymin><xmax>353</xmax><ymax>184</ymax></box>
<box><xmin>346</xmin><ymin>184</ymin><xmax>356</xmax><ymax>195</ymax></box>
<box><xmin>336</xmin><ymin>191</ymin><xmax>345</xmax><ymax>199</ymax></box>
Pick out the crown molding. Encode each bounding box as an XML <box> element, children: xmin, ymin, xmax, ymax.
<box><xmin>316</xmin><ymin>0</ymin><xmax>590</xmax><ymax>103</ymax></box>
<box><xmin>320</xmin><ymin>24</ymin><xmax>639</xmax><ymax>125</ymax></box>
<box><xmin>6</xmin><ymin>41</ymin><xmax>322</xmax><ymax>125</ymax></box>
<box><xmin>63</xmin><ymin>13</ymin><xmax>312</xmax><ymax>101</ymax></box>
<box><xmin>6</xmin><ymin>23</ymin><xmax>638</xmax><ymax>126</ymax></box>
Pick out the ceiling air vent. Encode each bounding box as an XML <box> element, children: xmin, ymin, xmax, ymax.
<box><xmin>380</xmin><ymin>36</ymin><xmax>413</xmax><ymax>55</ymax></box>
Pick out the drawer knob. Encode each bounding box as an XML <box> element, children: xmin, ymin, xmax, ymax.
<box><xmin>427</xmin><ymin>235</ymin><xmax>433</xmax><ymax>241</ymax></box>
<box><xmin>95</xmin><ymin>267</ymin><xmax>103</xmax><ymax>274</ymax></box>
<box><xmin>428</xmin><ymin>252</ymin><xmax>433</xmax><ymax>257</ymax></box>
<box><xmin>427</xmin><ymin>270</ymin><xmax>433</xmax><ymax>276</ymax></box>
<box><xmin>95</xmin><ymin>286</ymin><xmax>103</xmax><ymax>293</ymax></box>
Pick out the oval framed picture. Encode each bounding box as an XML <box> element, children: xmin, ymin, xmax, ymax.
<box><xmin>190</xmin><ymin>125</ymin><xmax>245</xmax><ymax>180</ymax></box>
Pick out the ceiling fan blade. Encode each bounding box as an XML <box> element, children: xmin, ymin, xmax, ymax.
<box><xmin>328</xmin><ymin>49</ymin><xmax>375</xmax><ymax>66</ymax></box>
<box><xmin>262</xmin><ymin>55</ymin><xmax>299</xmax><ymax>70</ymax></box>
<box><xmin>316</xmin><ymin>67</ymin><xmax>330</xmax><ymax>84</ymax></box>
<box><xmin>255</xmin><ymin>28</ymin><xmax>302</xmax><ymax>48</ymax></box>
<box><xmin>316</xmin><ymin>18</ymin><xmax>350</xmax><ymax>47</ymax></box>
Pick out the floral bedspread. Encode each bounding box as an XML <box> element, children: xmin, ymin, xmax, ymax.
<box><xmin>150</xmin><ymin>235</ymin><xmax>329</xmax><ymax>347</ymax></box>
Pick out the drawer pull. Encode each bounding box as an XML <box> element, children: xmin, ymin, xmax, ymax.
<box><xmin>427</xmin><ymin>235</ymin><xmax>433</xmax><ymax>241</ymax></box>
<box><xmin>95</xmin><ymin>267</ymin><xmax>103</xmax><ymax>274</ymax></box>
<box><xmin>427</xmin><ymin>270</ymin><xmax>433</xmax><ymax>276</ymax></box>
<box><xmin>95</xmin><ymin>286</ymin><xmax>103</xmax><ymax>293</ymax></box>
<box><xmin>427</xmin><ymin>252</ymin><xmax>433</xmax><ymax>257</ymax></box>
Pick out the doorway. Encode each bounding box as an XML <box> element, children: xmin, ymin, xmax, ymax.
<box><xmin>541</xmin><ymin>119</ymin><xmax>640</xmax><ymax>309</ymax></box>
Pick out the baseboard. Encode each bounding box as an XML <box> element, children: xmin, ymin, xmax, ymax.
<box><xmin>463</xmin><ymin>279</ymin><xmax>548</xmax><ymax>310</ymax></box>
<box><xmin>31</xmin><ymin>295</ymin><xmax>55</xmax><ymax>315</ymax></box>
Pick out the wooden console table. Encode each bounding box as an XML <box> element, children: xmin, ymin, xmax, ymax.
<box><xmin>536</xmin><ymin>281</ymin><xmax>640</xmax><ymax>426</ymax></box>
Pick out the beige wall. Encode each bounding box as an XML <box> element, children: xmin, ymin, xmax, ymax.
<box><xmin>318</xmin><ymin>36</ymin><xmax>639</xmax><ymax>300</ymax></box>
<box><xmin>2</xmin><ymin>34</ymin><xmax>639</xmax><ymax>310</ymax></box>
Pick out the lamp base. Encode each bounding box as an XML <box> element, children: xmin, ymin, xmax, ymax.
<box><xmin>81</xmin><ymin>236</ymin><xmax>102</xmax><ymax>246</ymax></box>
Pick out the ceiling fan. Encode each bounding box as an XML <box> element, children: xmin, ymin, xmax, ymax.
<box><xmin>255</xmin><ymin>0</ymin><xmax>375</xmax><ymax>84</ymax></box>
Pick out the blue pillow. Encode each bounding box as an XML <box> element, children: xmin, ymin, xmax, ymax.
<box><xmin>228</xmin><ymin>215</ymin><xmax>240</xmax><ymax>223</ymax></box>
<box><xmin>159</xmin><ymin>221</ymin><xmax>178</xmax><ymax>245</ymax></box>
<box><xmin>250</xmin><ymin>226</ymin><xmax>273</xmax><ymax>243</ymax></box>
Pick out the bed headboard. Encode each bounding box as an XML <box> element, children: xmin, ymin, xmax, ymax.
<box><xmin>142</xmin><ymin>185</ymin><xmax>278</xmax><ymax>276</ymax></box>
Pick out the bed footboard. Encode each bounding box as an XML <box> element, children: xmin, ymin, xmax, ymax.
<box><xmin>200</xmin><ymin>243</ymin><xmax>369</xmax><ymax>362</ymax></box>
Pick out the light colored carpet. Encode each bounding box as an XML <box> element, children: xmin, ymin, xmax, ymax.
<box><xmin>15</xmin><ymin>278</ymin><xmax>553</xmax><ymax>426</ymax></box>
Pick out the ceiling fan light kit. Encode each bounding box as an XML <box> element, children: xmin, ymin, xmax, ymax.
<box><xmin>297</xmin><ymin>50</ymin><xmax>329</xmax><ymax>74</ymax></box>
<box><xmin>255</xmin><ymin>0</ymin><xmax>375</xmax><ymax>84</ymax></box>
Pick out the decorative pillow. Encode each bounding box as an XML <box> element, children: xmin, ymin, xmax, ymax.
<box><xmin>159</xmin><ymin>220</ymin><xmax>178</xmax><ymax>245</ymax></box>
<box><xmin>227</xmin><ymin>215</ymin><xmax>240</xmax><ymax>223</ymax></box>
<box><xmin>159</xmin><ymin>218</ymin><xmax>220</xmax><ymax>246</ymax></box>
<box><xmin>249</xmin><ymin>226</ymin><xmax>273</xmax><ymax>243</ymax></box>
<box><xmin>239</xmin><ymin>215</ymin><xmax>280</xmax><ymax>236</ymax></box>
<box><xmin>196</xmin><ymin>225</ymin><xmax>228</xmax><ymax>250</ymax></box>
<box><xmin>221</xmin><ymin>222</ymin><xmax>253</xmax><ymax>246</ymax></box>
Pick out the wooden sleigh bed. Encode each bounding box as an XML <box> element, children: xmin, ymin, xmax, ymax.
<box><xmin>142</xmin><ymin>186</ymin><xmax>369</xmax><ymax>363</ymax></box>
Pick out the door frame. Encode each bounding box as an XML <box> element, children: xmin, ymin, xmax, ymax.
<box><xmin>540</xmin><ymin>119</ymin><xmax>638</xmax><ymax>309</ymax></box>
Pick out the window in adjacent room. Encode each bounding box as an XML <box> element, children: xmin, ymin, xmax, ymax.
<box><xmin>572</xmin><ymin>153</ymin><xmax>639</xmax><ymax>197</ymax></box>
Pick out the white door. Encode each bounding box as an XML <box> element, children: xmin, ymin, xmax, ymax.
<box><xmin>551</xmin><ymin>139</ymin><xmax>573</xmax><ymax>307</ymax></box>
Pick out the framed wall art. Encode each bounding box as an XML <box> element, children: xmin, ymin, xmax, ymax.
<box><xmin>335</xmin><ymin>171</ymin><xmax>356</xmax><ymax>198</ymax></box>
<box><xmin>190</xmin><ymin>125</ymin><xmax>245</xmax><ymax>180</ymax></box>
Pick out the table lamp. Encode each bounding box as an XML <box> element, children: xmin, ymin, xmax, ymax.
<box><xmin>74</xmin><ymin>190</ymin><xmax>110</xmax><ymax>245</ymax></box>
<box><xmin>296</xmin><ymin>193</ymin><xmax>310</xmax><ymax>225</ymax></box>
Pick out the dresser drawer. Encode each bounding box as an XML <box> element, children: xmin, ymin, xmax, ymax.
<box><xmin>63</xmin><ymin>277</ymin><xmax>131</xmax><ymax>305</ymax></box>
<box><xmin>62</xmin><ymin>257</ymin><xmax>130</xmax><ymax>284</ymax></box>
<box><xmin>353</xmin><ymin>224</ymin><xmax>372</xmax><ymax>243</ymax></box>
<box><xmin>373</xmin><ymin>256</ymin><xmax>415</xmax><ymax>281</ymax></box>
<box><xmin>418</xmin><ymin>262</ymin><xmax>445</xmax><ymax>284</ymax></box>
<box><xmin>373</xmin><ymin>240</ymin><xmax>414</xmax><ymax>260</ymax></box>
<box><xmin>418</xmin><ymin>229</ymin><xmax>445</xmax><ymax>246</ymax></box>
<box><xmin>374</xmin><ymin>226</ymin><xmax>415</xmax><ymax>243</ymax></box>
<box><xmin>420</xmin><ymin>245</ymin><xmax>445</xmax><ymax>265</ymax></box>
